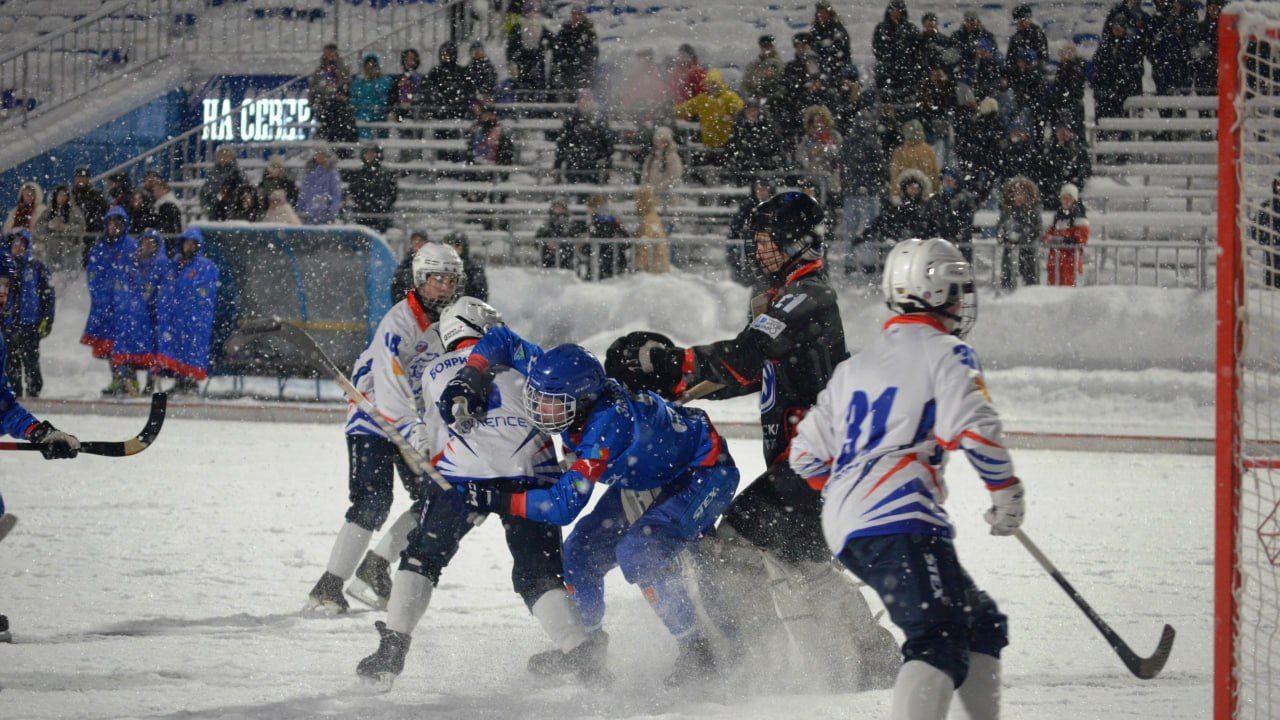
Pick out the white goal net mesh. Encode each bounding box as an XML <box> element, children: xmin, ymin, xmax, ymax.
<box><xmin>1232</xmin><ymin>5</ymin><xmax>1280</xmax><ymax>717</ymax></box>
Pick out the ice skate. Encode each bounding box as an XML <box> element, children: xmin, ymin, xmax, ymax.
<box><xmin>346</xmin><ymin>551</ymin><xmax>393</xmax><ymax>611</ymax></box>
<box><xmin>0</xmin><ymin>614</ymin><xmax>10</xmax><ymax>643</ymax></box>
<box><xmin>528</xmin><ymin>629</ymin><xmax>612</xmax><ymax>685</ymax></box>
<box><xmin>664</xmin><ymin>633</ymin><xmax>718</xmax><ymax>688</ymax></box>
<box><xmin>304</xmin><ymin>571</ymin><xmax>350</xmax><ymax>615</ymax></box>
<box><xmin>356</xmin><ymin>620</ymin><xmax>411</xmax><ymax>692</ymax></box>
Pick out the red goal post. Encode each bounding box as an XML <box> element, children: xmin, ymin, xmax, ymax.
<box><xmin>1217</xmin><ymin>5</ymin><xmax>1280</xmax><ymax>719</ymax></box>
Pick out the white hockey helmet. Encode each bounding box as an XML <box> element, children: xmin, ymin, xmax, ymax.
<box><xmin>882</xmin><ymin>237</ymin><xmax>978</xmax><ymax>338</ymax></box>
<box><xmin>412</xmin><ymin>242</ymin><xmax>465</xmax><ymax>310</ymax></box>
<box><xmin>438</xmin><ymin>296</ymin><xmax>503</xmax><ymax>349</ymax></box>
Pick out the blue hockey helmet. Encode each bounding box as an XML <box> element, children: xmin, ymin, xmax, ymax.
<box><xmin>523</xmin><ymin>344</ymin><xmax>607</xmax><ymax>434</ymax></box>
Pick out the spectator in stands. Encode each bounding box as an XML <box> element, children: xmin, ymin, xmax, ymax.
<box><xmin>466</xmin><ymin>101</ymin><xmax>516</xmax><ymax>173</ymax></box>
<box><xmin>1043</xmin><ymin>119</ymin><xmax>1092</xmax><ymax>205</ymax></box>
<box><xmin>668</xmin><ymin>44</ymin><xmax>708</xmax><ymax>106</ymax></box>
<box><xmin>126</xmin><ymin>189</ymin><xmax>156</xmax><ymax>233</ymax></box>
<box><xmin>631</xmin><ymin>186</ymin><xmax>669</xmax><ymax>274</ymax></box>
<box><xmin>71</xmin><ymin>167</ymin><xmax>108</xmax><ymax>238</ymax></box>
<box><xmin>996</xmin><ymin>120</ymin><xmax>1043</xmax><ymax>191</ymax></box>
<box><xmin>3</xmin><ymin>229</ymin><xmax>53</xmax><ymax>397</ymax></box>
<box><xmin>155</xmin><ymin>227</ymin><xmax>219</xmax><ymax>395</ymax></box>
<box><xmin>872</xmin><ymin>0</ymin><xmax>921</xmax><ymax>102</ymax></box>
<box><xmin>389</xmin><ymin>48</ymin><xmax>426</xmax><ymax>122</ymax></box>
<box><xmin>967</xmin><ymin>36</ymin><xmax>1005</xmax><ymax>101</ymax></box>
<box><xmin>229</xmin><ymin>185</ymin><xmax>264</xmax><ymax>222</ymax></box>
<box><xmin>640</xmin><ymin>126</ymin><xmax>684</xmax><ymax>211</ymax></box>
<box><xmin>919</xmin><ymin>12</ymin><xmax>959</xmax><ymax>76</ymax></box>
<box><xmin>577</xmin><ymin>195</ymin><xmax>629</xmax><ymax>280</ymax></box>
<box><xmin>466</xmin><ymin>41</ymin><xmax>498</xmax><ymax>100</ymax></box>
<box><xmin>1007</xmin><ymin>5</ymin><xmax>1048</xmax><ymax>78</ymax></box>
<box><xmin>297</xmin><ymin>148</ymin><xmax>343</xmax><ymax>225</ymax></box>
<box><xmin>1044</xmin><ymin>183</ymin><xmax>1089</xmax><ymax>287</ymax></box>
<box><xmin>727</xmin><ymin>179</ymin><xmax>773</xmax><ymax>284</ymax></box>
<box><xmin>1006</xmin><ymin>49</ymin><xmax>1048</xmax><ymax>136</ymax></box>
<box><xmin>555</xmin><ymin>90</ymin><xmax>615</xmax><ymax>185</ymax></box>
<box><xmin>263</xmin><ymin>189</ymin><xmax>301</xmax><ymax>226</ymax></box>
<box><xmin>953</xmin><ymin>96</ymin><xmax>1005</xmax><ymax>202</ymax></box>
<box><xmin>308</xmin><ymin>43</ymin><xmax>356</xmax><ymax>144</ymax></box>
<box><xmin>346</xmin><ymin>144</ymin><xmax>398</xmax><ymax>233</ymax></box>
<box><xmin>859</xmin><ymin>170</ymin><xmax>934</xmax><ymax>271</ymax></box>
<box><xmin>391</xmin><ymin>230</ymin><xmax>429</xmax><ymax>301</ymax></box>
<box><xmin>1093</xmin><ymin>18</ymin><xmax>1145</xmax><ymax>121</ymax></box>
<box><xmin>4</xmin><ymin>182</ymin><xmax>44</xmax><ymax>237</ymax></box>
<box><xmin>952</xmin><ymin>10</ymin><xmax>997</xmax><ymax>77</ymax></box>
<box><xmin>1252</xmin><ymin>176</ymin><xmax>1280</xmax><ymax>289</ymax></box>
<box><xmin>426</xmin><ymin>41</ymin><xmax>476</xmax><ymax>120</ymax></box>
<box><xmin>1050</xmin><ymin>44</ymin><xmax>1088</xmax><ymax>139</ymax></box>
<box><xmin>782</xmin><ymin>32</ymin><xmax>816</xmax><ymax>106</ymax></box>
<box><xmin>616</xmin><ymin>48</ymin><xmax>670</xmax><ymax>120</ymax></box>
<box><xmin>105</xmin><ymin>173</ymin><xmax>132</xmax><ymax>209</ymax></box>
<box><xmin>832</xmin><ymin>66</ymin><xmax>869</xmax><ymax>137</ymax></box>
<box><xmin>550</xmin><ymin>3</ymin><xmax>598</xmax><ymax>99</ymax></box>
<box><xmin>838</xmin><ymin>105</ymin><xmax>887</xmax><ymax>273</ymax></box>
<box><xmin>199</xmin><ymin>147</ymin><xmax>245</xmax><ymax>222</ymax></box>
<box><xmin>1104</xmin><ymin>0</ymin><xmax>1151</xmax><ymax>48</ymax></box>
<box><xmin>1150</xmin><ymin>0</ymin><xmax>1197</xmax><ymax>99</ymax></box>
<box><xmin>674</xmin><ymin>70</ymin><xmax>744</xmax><ymax>163</ymax></box>
<box><xmin>259</xmin><ymin>156</ymin><xmax>299</xmax><ymax>207</ymax></box>
<box><xmin>351</xmin><ymin>53</ymin><xmax>393</xmax><ymax>140</ymax></box>
<box><xmin>888</xmin><ymin>119</ymin><xmax>939</xmax><ymax>200</ymax></box>
<box><xmin>536</xmin><ymin>199</ymin><xmax>576</xmax><ymax>270</ymax></box>
<box><xmin>797</xmin><ymin>105</ymin><xmax>843</xmax><ymax>206</ymax></box>
<box><xmin>36</xmin><ymin>185</ymin><xmax>85</xmax><ymax>273</ymax></box>
<box><xmin>110</xmin><ymin>228</ymin><xmax>169</xmax><ymax>395</ymax></box>
<box><xmin>724</xmin><ymin>98</ymin><xmax>784</xmax><ymax>185</ymax></box>
<box><xmin>144</xmin><ymin>173</ymin><xmax>183</xmax><ymax>235</ymax></box>
<box><xmin>741</xmin><ymin>35</ymin><xmax>785</xmax><ymax>105</ymax></box>
<box><xmin>996</xmin><ymin>175</ymin><xmax>1041</xmax><ymax>291</ymax></box>
<box><xmin>83</xmin><ymin>206</ymin><xmax>138</xmax><ymax>393</ymax></box>
<box><xmin>811</xmin><ymin>1</ymin><xmax>852</xmax><ymax>82</ymax></box>
<box><xmin>507</xmin><ymin>6</ymin><xmax>553</xmax><ymax>98</ymax></box>
<box><xmin>919</xmin><ymin>66</ymin><xmax>958</xmax><ymax>148</ymax></box>
<box><xmin>1193</xmin><ymin>0</ymin><xmax>1225</xmax><ymax>94</ymax></box>
<box><xmin>925</xmin><ymin>168</ymin><xmax>978</xmax><ymax>261</ymax></box>
<box><xmin>443</xmin><ymin>232</ymin><xmax>489</xmax><ymax>301</ymax></box>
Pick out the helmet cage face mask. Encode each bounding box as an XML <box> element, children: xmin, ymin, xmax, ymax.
<box><xmin>523</xmin><ymin>382</ymin><xmax>578</xmax><ymax>434</ymax></box>
<box><xmin>884</xmin><ymin>239</ymin><xmax>979</xmax><ymax>338</ymax></box>
<box><xmin>412</xmin><ymin>244</ymin><xmax>465</xmax><ymax>311</ymax></box>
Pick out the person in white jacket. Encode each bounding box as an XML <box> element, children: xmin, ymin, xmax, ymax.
<box><xmin>306</xmin><ymin>243</ymin><xmax>464</xmax><ymax>615</ymax></box>
<box><xmin>790</xmin><ymin>237</ymin><xmax>1026</xmax><ymax>720</ymax></box>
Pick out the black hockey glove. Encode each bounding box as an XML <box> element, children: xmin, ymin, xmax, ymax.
<box><xmin>438</xmin><ymin>365</ymin><xmax>491</xmax><ymax>432</ymax></box>
<box><xmin>457</xmin><ymin>483</ymin><xmax>519</xmax><ymax>516</ymax></box>
<box><xmin>606</xmin><ymin>331</ymin><xmax>684</xmax><ymax>399</ymax></box>
<box><xmin>27</xmin><ymin>421</ymin><xmax>81</xmax><ymax>460</ymax></box>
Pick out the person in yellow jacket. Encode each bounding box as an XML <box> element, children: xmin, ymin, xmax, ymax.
<box><xmin>673</xmin><ymin>69</ymin><xmax>744</xmax><ymax>151</ymax></box>
<box><xmin>887</xmin><ymin>119</ymin><xmax>940</xmax><ymax>199</ymax></box>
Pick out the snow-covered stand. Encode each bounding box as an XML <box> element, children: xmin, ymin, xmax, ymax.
<box><xmin>196</xmin><ymin>222</ymin><xmax>396</xmax><ymax>380</ymax></box>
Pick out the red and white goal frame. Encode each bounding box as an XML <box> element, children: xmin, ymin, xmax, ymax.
<box><xmin>1217</xmin><ymin>5</ymin><xmax>1280</xmax><ymax>718</ymax></box>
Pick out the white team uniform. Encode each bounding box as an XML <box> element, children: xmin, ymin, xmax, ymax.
<box><xmin>419</xmin><ymin>344</ymin><xmax>561</xmax><ymax>485</ymax></box>
<box><xmin>344</xmin><ymin>293</ymin><xmax>445</xmax><ymax>442</ymax></box>
<box><xmin>790</xmin><ymin>315</ymin><xmax>1017</xmax><ymax>554</ymax></box>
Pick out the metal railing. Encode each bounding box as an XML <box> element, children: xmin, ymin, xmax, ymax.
<box><xmin>0</xmin><ymin>0</ymin><xmax>177</xmax><ymax>128</ymax></box>
<box><xmin>92</xmin><ymin>0</ymin><xmax>475</xmax><ymax>192</ymax></box>
<box><xmin>968</xmin><ymin>238</ymin><xmax>1212</xmax><ymax>290</ymax></box>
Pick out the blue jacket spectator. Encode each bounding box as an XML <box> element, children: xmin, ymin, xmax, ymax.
<box><xmin>297</xmin><ymin>148</ymin><xmax>343</xmax><ymax>225</ymax></box>
<box><xmin>156</xmin><ymin>228</ymin><xmax>219</xmax><ymax>391</ymax></box>
<box><xmin>351</xmin><ymin>53</ymin><xmax>394</xmax><ymax>139</ymax></box>
<box><xmin>81</xmin><ymin>206</ymin><xmax>137</xmax><ymax>360</ymax></box>
<box><xmin>110</xmin><ymin>229</ymin><xmax>171</xmax><ymax>371</ymax></box>
<box><xmin>3</xmin><ymin>229</ymin><xmax>54</xmax><ymax>397</ymax></box>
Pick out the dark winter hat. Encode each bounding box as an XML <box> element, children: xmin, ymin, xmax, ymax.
<box><xmin>73</xmin><ymin>166</ymin><xmax>90</xmax><ymax>177</ymax></box>
<box><xmin>678</xmin><ymin>43</ymin><xmax>697</xmax><ymax>57</ymax></box>
<box><xmin>1012</xmin><ymin>4</ymin><xmax>1033</xmax><ymax>20</ymax></box>
<box><xmin>745</xmin><ymin>97</ymin><xmax>765</xmax><ymax>109</ymax></box>
<box><xmin>941</xmin><ymin>166</ymin><xmax>960</xmax><ymax>182</ymax></box>
<box><xmin>922</xmin><ymin>11</ymin><xmax>938</xmax><ymax>23</ymax></box>
<box><xmin>963</xmin><ymin>9</ymin><xmax>980</xmax><ymax>21</ymax></box>
<box><xmin>977</xmin><ymin>36</ymin><xmax>996</xmax><ymax>53</ymax></box>
<box><xmin>759</xmin><ymin>34</ymin><xmax>775</xmax><ymax>47</ymax></box>
<box><xmin>793</xmin><ymin>32</ymin><xmax>814</xmax><ymax>45</ymax></box>
<box><xmin>887</xmin><ymin>0</ymin><xmax>907</xmax><ymax>11</ymax></box>
<box><xmin>470</xmin><ymin>40</ymin><xmax>485</xmax><ymax>50</ymax></box>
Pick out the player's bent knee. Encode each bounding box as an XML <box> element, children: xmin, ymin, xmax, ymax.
<box><xmin>345</xmin><ymin>499</ymin><xmax>393</xmax><ymax>532</ymax></box>
<box><xmin>615</xmin><ymin>530</ymin><xmax>677</xmax><ymax>585</ymax></box>
<box><xmin>902</xmin><ymin>631</ymin><xmax>970</xmax><ymax>688</ymax></box>
<box><xmin>966</xmin><ymin>588</ymin><xmax>1010</xmax><ymax>659</ymax></box>
<box><xmin>514</xmin><ymin>575</ymin><xmax>565</xmax><ymax>610</ymax></box>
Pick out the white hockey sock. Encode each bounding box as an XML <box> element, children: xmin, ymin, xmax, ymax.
<box><xmin>372</xmin><ymin>508</ymin><xmax>417</xmax><ymax>564</ymax></box>
<box><xmin>531</xmin><ymin>588</ymin><xmax>591</xmax><ymax>652</ymax></box>
<box><xmin>956</xmin><ymin>653</ymin><xmax>1002</xmax><ymax>720</ymax></box>
<box><xmin>889</xmin><ymin>660</ymin><xmax>954</xmax><ymax>720</ymax></box>
<box><xmin>386</xmin><ymin>570</ymin><xmax>434</xmax><ymax>636</ymax></box>
<box><xmin>326</xmin><ymin>522</ymin><xmax>374</xmax><ymax>580</ymax></box>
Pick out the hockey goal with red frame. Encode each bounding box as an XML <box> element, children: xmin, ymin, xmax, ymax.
<box><xmin>1217</xmin><ymin>4</ymin><xmax>1280</xmax><ymax>719</ymax></box>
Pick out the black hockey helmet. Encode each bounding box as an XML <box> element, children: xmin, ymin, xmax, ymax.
<box><xmin>750</xmin><ymin>191</ymin><xmax>825</xmax><ymax>281</ymax></box>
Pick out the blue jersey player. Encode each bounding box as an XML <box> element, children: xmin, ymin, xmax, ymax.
<box><xmin>439</xmin><ymin>326</ymin><xmax>741</xmax><ymax>685</ymax></box>
<box><xmin>0</xmin><ymin>251</ymin><xmax>82</xmax><ymax>643</ymax></box>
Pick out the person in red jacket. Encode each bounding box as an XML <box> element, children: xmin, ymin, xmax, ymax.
<box><xmin>1043</xmin><ymin>183</ymin><xmax>1088</xmax><ymax>286</ymax></box>
<box><xmin>668</xmin><ymin>43</ymin><xmax>707</xmax><ymax>105</ymax></box>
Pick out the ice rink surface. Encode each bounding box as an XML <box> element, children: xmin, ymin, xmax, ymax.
<box><xmin>0</xmin><ymin>414</ymin><xmax>1210</xmax><ymax>719</ymax></box>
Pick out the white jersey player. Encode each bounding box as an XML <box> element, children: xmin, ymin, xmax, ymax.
<box><xmin>356</xmin><ymin>297</ymin><xmax>601</xmax><ymax>690</ymax></box>
<box><xmin>306</xmin><ymin>243</ymin><xmax>464</xmax><ymax>614</ymax></box>
<box><xmin>790</xmin><ymin>238</ymin><xmax>1026</xmax><ymax>720</ymax></box>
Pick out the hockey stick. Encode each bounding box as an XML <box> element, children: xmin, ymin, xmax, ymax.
<box><xmin>226</xmin><ymin>318</ymin><xmax>453</xmax><ymax>491</ymax></box>
<box><xmin>0</xmin><ymin>393</ymin><xmax>168</xmax><ymax>457</ymax></box>
<box><xmin>678</xmin><ymin>380</ymin><xmax>725</xmax><ymax>404</ymax></box>
<box><xmin>0</xmin><ymin>514</ymin><xmax>16</xmax><ymax>544</ymax></box>
<box><xmin>1014</xmin><ymin>529</ymin><xmax>1176</xmax><ymax>679</ymax></box>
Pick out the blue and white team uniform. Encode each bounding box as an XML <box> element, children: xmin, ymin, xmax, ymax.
<box><xmin>460</xmin><ymin>326</ymin><xmax>741</xmax><ymax>644</ymax></box>
<box><xmin>790</xmin><ymin>312</ymin><xmax>1015</xmax><ymax>694</ymax></box>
